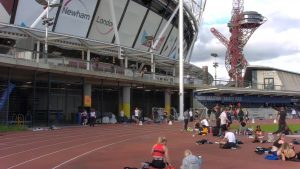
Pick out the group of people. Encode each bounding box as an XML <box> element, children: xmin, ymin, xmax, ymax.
<box><xmin>142</xmin><ymin>136</ymin><xmax>201</xmax><ymax>169</ymax></box>
<box><xmin>270</xmin><ymin>133</ymin><xmax>300</xmax><ymax>161</ymax></box>
<box><xmin>137</xmin><ymin>104</ymin><xmax>300</xmax><ymax>169</ymax></box>
<box><xmin>80</xmin><ymin>108</ymin><xmax>97</xmax><ymax>127</ymax></box>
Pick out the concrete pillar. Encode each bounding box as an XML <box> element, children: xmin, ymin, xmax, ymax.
<box><xmin>83</xmin><ymin>83</ymin><xmax>92</xmax><ymax>107</ymax></box>
<box><xmin>81</xmin><ymin>50</ymin><xmax>85</xmax><ymax>60</ymax></box>
<box><xmin>164</xmin><ymin>89</ymin><xmax>171</xmax><ymax>116</ymax></box>
<box><xmin>36</xmin><ymin>41</ymin><xmax>40</xmax><ymax>63</ymax></box>
<box><xmin>125</xmin><ymin>56</ymin><xmax>128</xmax><ymax>68</ymax></box>
<box><xmin>87</xmin><ymin>49</ymin><xmax>90</xmax><ymax>70</ymax></box>
<box><xmin>122</xmin><ymin>86</ymin><xmax>131</xmax><ymax>118</ymax></box>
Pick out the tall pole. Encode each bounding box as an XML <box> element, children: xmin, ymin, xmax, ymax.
<box><xmin>211</xmin><ymin>53</ymin><xmax>218</xmax><ymax>86</ymax></box>
<box><xmin>45</xmin><ymin>0</ymin><xmax>49</xmax><ymax>63</ymax></box>
<box><xmin>178</xmin><ymin>0</ymin><xmax>184</xmax><ymax>120</ymax></box>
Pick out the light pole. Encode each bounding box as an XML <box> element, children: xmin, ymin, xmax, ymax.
<box><xmin>211</xmin><ymin>53</ymin><xmax>218</xmax><ymax>86</ymax></box>
<box><xmin>39</xmin><ymin>0</ymin><xmax>61</xmax><ymax>63</ymax></box>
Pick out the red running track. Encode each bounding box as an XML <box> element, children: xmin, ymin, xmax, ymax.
<box><xmin>0</xmin><ymin>120</ymin><xmax>300</xmax><ymax>169</ymax></box>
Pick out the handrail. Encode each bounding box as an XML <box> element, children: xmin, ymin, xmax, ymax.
<box><xmin>0</xmin><ymin>44</ymin><xmax>203</xmax><ymax>85</ymax></box>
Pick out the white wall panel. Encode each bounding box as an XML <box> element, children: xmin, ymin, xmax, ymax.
<box><xmin>161</xmin><ymin>27</ymin><xmax>178</xmax><ymax>59</ymax></box>
<box><xmin>134</xmin><ymin>11</ymin><xmax>161</xmax><ymax>51</ymax></box>
<box><xmin>88</xmin><ymin>0</ymin><xmax>127</xmax><ymax>43</ymax></box>
<box><xmin>0</xmin><ymin>0</ymin><xmax>13</xmax><ymax>23</ymax></box>
<box><xmin>153</xmin><ymin>19</ymin><xmax>172</xmax><ymax>54</ymax></box>
<box><xmin>14</xmin><ymin>0</ymin><xmax>58</xmax><ymax>30</ymax></box>
<box><xmin>54</xmin><ymin>0</ymin><xmax>97</xmax><ymax>37</ymax></box>
<box><xmin>118</xmin><ymin>1</ymin><xmax>146</xmax><ymax>47</ymax></box>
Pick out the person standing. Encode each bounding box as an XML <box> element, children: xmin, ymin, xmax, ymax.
<box><xmin>237</xmin><ymin>107</ymin><xmax>244</xmax><ymax>123</ymax></box>
<box><xmin>219</xmin><ymin>107</ymin><xmax>228</xmax><ymax>137</ymax></box>
<box><xmin>189</xmin><ymin>108</ymin><xmax>193</xmax><ymax>122</ymax></box>
<box><xmin>274</xmin><ymin>106</ymin><xmax>287</xmax><ymax>134</ymax></box>
<box><xmin>89</xmin><ymin>108</ymin><xmax>96</xmax><ymax>127</ymax></box>
<box><xmin>150</xmin><ymin>136</ymin><xmax>171</xmax><ymax>169</ymax></box>
<box><xmin>81</xmin><ymin>109</ymin><xmax>88</xmax><ymax>126</ymax></box>
<box><xmin>180</xmin><ymin>149</ymin><xmax>202</xmax><ymax>169</ymax></box>
<box><xmin>183</xmin><ymin>109</ymin><xmax>189</xmax><ymax>131</ymax></box>
<box><xmin>291</xmin><ymin>108</ymin><xmax>297</xmax><ymax>119</ymax></box>
<box><xmin>119</xmin><ymin>109</ymin><xmax>125</xmax><ymax>123</ymax></box>
<box><xmin>134</xmin><ymin>107</ymin><xmax>140</xmax><ymax>125</ymax></box>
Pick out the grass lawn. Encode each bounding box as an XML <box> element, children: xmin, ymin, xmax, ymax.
<box><xmin>0</xmin><ymin>125</ymin><xmax>28</xmax><ymax>132</ymax></box>
<box><xmin>230</xmin><ymin>123</ymin><xmax>300</xmax><ymax>133</ymax></box>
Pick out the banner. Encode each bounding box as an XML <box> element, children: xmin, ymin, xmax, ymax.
<box><xmin>0</xmin><ymin>83</ymin><xmax>15</xmax><ymax>112</ymax></box>
<box><xmin>134</xmin><ymin>11</ymin><xmax>161</xmax><ymax>51</ymax></box>
<box><xmin>84</xmin><ymin>95</ymin><xmax>91</xmax><ymax>107</ymax></box>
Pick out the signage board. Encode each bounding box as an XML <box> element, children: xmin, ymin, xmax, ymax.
<box><xmin>88</xmin><ymin>0</ymin><xmax>127</xmax><ymax>43</ymax></box>
<box><xmin>54</xmin><ymin>0</ymin><xmax>97</xmax><ymax>37</ymax></box>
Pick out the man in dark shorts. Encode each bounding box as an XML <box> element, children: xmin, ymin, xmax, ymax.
<box><xmin>274</xmin><ymin>106</ymin><xmax>287</xmax><ymax>134</ymax></box>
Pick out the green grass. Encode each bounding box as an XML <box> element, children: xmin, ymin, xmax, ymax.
<box><xmin>230</xmin><ymin>123</ymin><xmax>300</xmax><ymax>133</ymax></box>
<box><xmin>0</xmin><ymin>125</ymin><xmax>28</xmax><ymax>133</ymax></box>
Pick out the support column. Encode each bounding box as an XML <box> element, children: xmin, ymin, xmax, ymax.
<box><xmin>125</xmin><ymin>56</ymin><xmax>128</xmax><ymax>68</ymax></box>
<box><xmin>164</xmin><ymin>89</ymin><xmax>171</xmax><ymax>116</ymax></box>
<box><xmin>122</xmin><ymin>86</ymin><xmax>131</xmax><ymax>118</ymax></box>
<box><xmin>87</xmin><ymin>49</ymin><xmax>90</xmax><ymax>70</ymax></box>
<box><xmin>81</xmin><ymin>50</ymin><xmax>85</xmax><ymax>60</ymax></box>
<box><xmin>36</xmin><ymin>41</ymin><xmax>40</xmax><ymax>63</ymax></box>
<box><xmin>173</xmin><ymin>66</ymin><xmax>176</xmax><ymax>76</ymax></box>
<box><xmin>151</xmin><ymin>53</ymin><xmax>156</xmax><ymax>79</ymax></box>
<box><xmin>178</xmin><ymin>0</ymin><xmax>184</xmax><ymax>120</ymax></box>
<box><xmin>83</xmin><ymin>83</ymin><xmax>92</xmax><ymax>108</ymax></box>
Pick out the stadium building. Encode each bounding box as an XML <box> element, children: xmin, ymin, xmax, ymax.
<box><xmin>0</xmin><ymin>0</ymin><xmax>212</xmax><ymax>126</ymax></box>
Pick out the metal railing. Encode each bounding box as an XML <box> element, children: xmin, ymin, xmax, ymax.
<box><xmin>211</xmin><ymin>79</ymin><xmax>284</xmax><ymax>91</ymax></box>
<box><xmin>0</xmin><ymin>45</ymin><xmax>204</xmax><ymax>86</ymax></box>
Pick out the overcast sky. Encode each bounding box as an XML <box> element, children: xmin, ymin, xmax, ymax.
<box><xmin>190</xmin><ymin>0</ymin><xmax>300</xmax><ymax>81</ymax></box>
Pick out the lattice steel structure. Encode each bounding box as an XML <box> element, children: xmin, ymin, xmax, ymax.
<box><xmin>210</xmin><ymin>0</ymin><xmax>266</xmax><ymax>86</ymax></box>
<box><xmin>183</xmin><ymin>0</ymin><xmax>207</xmax><ymax>62</ymax></box>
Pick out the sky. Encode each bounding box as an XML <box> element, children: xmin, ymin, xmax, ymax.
<box><xmin>190</xmin><ymin>0</ymin><xmax>300</xmax><ymax>81</ymax></box>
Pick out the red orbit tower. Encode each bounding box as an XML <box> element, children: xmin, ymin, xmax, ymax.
<box><xmin>210</xmin><ymin>0</ymin><xmax>266</xmax><ymax>86</ymax></box>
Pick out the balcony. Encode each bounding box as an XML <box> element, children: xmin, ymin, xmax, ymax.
<box><xmin>0</xmin><ymin>44</ymin><xmax>204</xmax><ymax>87</ymax></box>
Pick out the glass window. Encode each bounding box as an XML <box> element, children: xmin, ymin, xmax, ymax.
<box><xmin>264</xmin><ymin>78</ymin><xmax>274</xmax><ymax>90</ymax></box>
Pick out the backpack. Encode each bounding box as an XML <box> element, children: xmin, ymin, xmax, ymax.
<box><xmin>264</xmin><ymin>154</ymin><xmax>279</xmax><ymax>160</ymax></box>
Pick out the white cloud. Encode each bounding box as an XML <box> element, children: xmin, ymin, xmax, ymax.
<box><xmin>191</xmin><ymin>0</ymin><xmax>300</xmax><ymax>80</ymax></box>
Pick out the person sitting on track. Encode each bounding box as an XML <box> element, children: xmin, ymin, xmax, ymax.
<box><xmin>180</xmin><ymin>149</ymin><xmax>202</xmax><ymax>169</ymax></box>
<box><xmin>271</xmin><ymin>133</ymin><xmax>285</xmax><ymax>154</ymax></box>
<box><xmin>150</xmin><ymin>136</ymin><xmax>171</xmax><ymax>169</ymax></box>
<box><xmin>278</xmin><ymin>142</ymin><xmax>300</xmax><ymax>161</ymax></box>
<box><xmin>218</xmin><ymin>129</ymin><xmax>237</xmax><ymax>149</ymax></box>
<box><xmin>252</xmin><ymin>125</ymin><xmax>264</xmax><ymax>143</ymax></box>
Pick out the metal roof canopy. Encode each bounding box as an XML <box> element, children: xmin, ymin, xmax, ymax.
<box><xmin>195</xmin><ymin>87</ymin><xmax>300</xmax><ymax>97</ymax></box>
<box><xmin>0</xmin><ymin>23</ymin><xmax>207</xmax><ymax>77</ymax></box>
<box><xmin>194</xmin><ymin>87</ymin><xmax>300</xmax><ymax>106</ymax></box>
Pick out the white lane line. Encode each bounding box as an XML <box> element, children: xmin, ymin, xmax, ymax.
<box><xmin>0</xmin><ymin>127</ymin><xmax>145</xmax><ymax>159</ymax></box>
<box><xmin>52</xmin><ymin>126</ymin><xmax>179</xmax><ymax>169</ymax></box>
<box><xmin>5</xmin><ymin>126</ymin><xmax>162</xmax><ymax>169</ymax></box>
<box><xmin>6</xmin><ymin>134</ymin><xmax>131</xmax><ymax>169</ymax></box>
<box><xmin>0</xmin><ymin>126</ymin><xmax>129</xmax><ymax>151</ymax></box>
<box><xmin>52</xmin><ymin>138</ymin><xmax>132</xmax><ymax>169</ymax></box>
